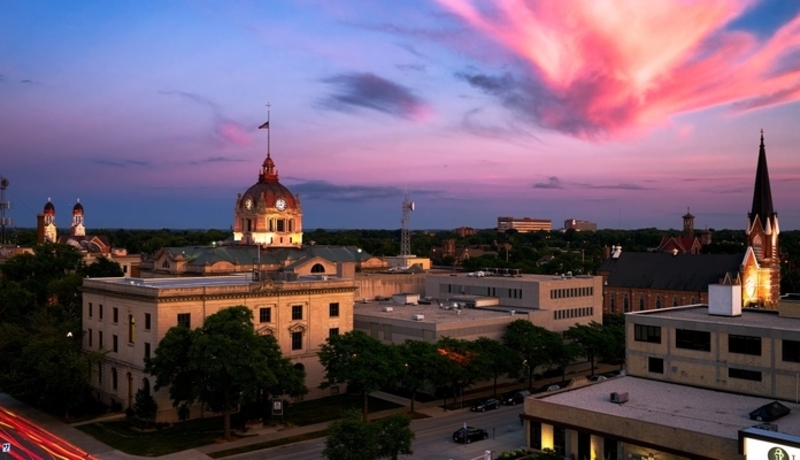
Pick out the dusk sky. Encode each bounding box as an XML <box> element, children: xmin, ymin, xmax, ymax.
<box><xmin>3</xmin><ymin>0</ymin><xmax>800</xmax><ymax>232</ymax></box>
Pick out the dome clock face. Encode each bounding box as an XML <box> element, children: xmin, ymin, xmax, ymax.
<box><xmin>244</xmin><ymin>198</ymin><xmax>253</xmax><ymax>210</ymax></box>
<box><xmin>276</xmin><ymin>198</ymin><xmax>287</xmax><ymax>212</ymax></box>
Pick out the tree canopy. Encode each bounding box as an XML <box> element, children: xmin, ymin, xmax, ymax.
<box><xmin>145</xmin><ymin>305</ymin><xmax>304</xmax><ymax>440</ymax></box>
<box><xmin>503</xmin><ymin>320</ymin><xmax>563</xmax><ymax>389</ymax></box>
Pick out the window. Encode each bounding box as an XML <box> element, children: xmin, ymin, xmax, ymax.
<box><xmin>112</xmin><ymin>368</ymin><xmax>118</xmax><ymax>390</ymax></box>
<box><xmin>277</xmin><ymin>220</ymin><xmax>285</xmax><ymax>232</ymax></box>
<box><xmin>292</xmin><ymin>305</ymin><xmax>303</xmax><ymax>321</ymax></box>
<box><xmin>291</xmin><ymin>331</ymin><xmax>303</xmax><ymax>350</ymax></box>
<box><xmin>729</xmin><ymin>367</ymin><xmax>762</xmax><ymax>382</ymax></box>
<box><xmin>655</xmin><ymin>296</ymin><xmax>662</xmax><ymax>309</ymax></box>
<box><xmin>383</xmin><ymin>324</ymin><xmax>392</xmax><ymax>341</ymax></box>
<box><xmin>144</xmin><ymin>342</ymin><xmax>151</xmax><ymax>359</ymax></box>
<box><xmin>623</xmin><ymin>294</ymin><xmax>629</xmax><ymax>312</ymax></box>
<box><xmin>128</xmin><ymin>314</ymin><xmax>135</xmax><ymax>343</ymax></box>
<box><xmin>329</xmin><ymin>328</ymin><xmax>339</xmax><ymax>338</ymax></box>
<box><xmin>729</xmin><ymin>334</ymin><xmax>762</xmax><ymax>356</ymax></box>
<box><xmin>311</xmin><ymin>263</ymin><xmax>325</xmax><ymax>273</ymax></box>
<box><xmin>99</xmin><ymin>304</ymin><xmax>104</xmax><ymax>320</ymax></box>
<box><xmin>113</xmin><ymin>335</ymin><xmax>118</xmax><ymax>353</ymax></box>
<box><xmin>675</xmin><ymin>329</ymin><xmax>711</xmax><ymax>352</ymax></box>
<box><xmin>648</xmin><ymin>357</ymin><xmax>664</xmax><ymax>374</ymax></box>
<box><xmin>672</xmin><ymin>296</ymin><xmax>679</xmax><ymax>307</ymax></box>
<box><xmin>98</xmin><ymin>363</ymin><xmax>102</xmax><ymax>384</ymax></box>
<box><xmin>113</xmin><ymin>307</ymin><xmax>119</xmax><ymax>323</ymax></box>
<box><xmin>329</xmin><ymin>302</ymin><xmax>340</xmax><ymax>318</ymax></box>
<box><xmin>259</xmin><ymin>307</ymin><xmax>272</xmax><ymax>323</ymax></box>
<box><xmin>609</xmin><ymin>295</ymin><xmax>615</xmax><ymax>313</ymax></box>
<box><xmin>634</xmin><ymin>325</ymin><xmax>661</xmax><ymax>344</ymax></box>
<box><xmin>783</xmin><ymin>340</ymin><xmax>800</xmax><ymax>363</ymax></box>
<box><xmin>88</xmin><ymin>328</ymin><xmax>93</xmax><ymax>347</ymax></box>
<box><xmin>99</xmin><ymin>331</ymin><xmax>104</xmax><ymax>348</ymax></box>
<box><xmin>89</xmin><ymin>302</ymin><xmax>93</xmax><ymax>318</ymax></box>
<box><xmin>145</xmin><ymin>313</ymin><xmax>151</xmax><ymax>330</ymax></box>
<box><xmin>177</xmin><ymin>313</ymin><xmax>190</xmax><ymax>328</ymax></box>
<box><xmin>639</xmin><ymin>296</ymin><xmax>645</xmax><ymax>311</ymax></box>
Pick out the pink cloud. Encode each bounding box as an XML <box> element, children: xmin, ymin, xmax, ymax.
<box><xmin>437</xmin><ymin>0</ymin><xmax>800</xmax><ymax>139</ymax></box>
<box><xmin>215</xmin><ymin>120</ymin><xmax>252</xmax><ymax>147</ymax></box>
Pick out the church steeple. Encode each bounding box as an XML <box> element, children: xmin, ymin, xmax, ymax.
<box><xmin>749</xmin><ymin>129</ymin><xmax>775</xmax><ymax>223</ymax></box>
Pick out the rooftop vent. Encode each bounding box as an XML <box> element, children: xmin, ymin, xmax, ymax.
<box><xmin>381</xmin><ymin>306</ymin><xmax>394</xmax><ymax>312</ymax></box>
<box><xmin>610</xmin><ymin>392</ymin><xmax>629</xmax><ymax>404</ymax></box>
<box><xmin>754</xmin><ymin>423</ymin><xmax>779</xmax><ymax>432</ymax></box>
<box><xmin>412</xmin><ymin>314</ymin><xmax>425</xmax><ymax>321</ymax></box>
<box><xmin>611</xmin><ymin>245</ymin><xmax>622</xmax><ymax>259</ymax></box>
<box><xmin>750</xmin><ymin>401</ymin><xmax>790</xmax><ymax>422</ymax></box>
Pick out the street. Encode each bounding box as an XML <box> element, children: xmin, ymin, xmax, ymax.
<box><xmin>0</xmin><ymin>406</ymin><xmax>94</xmax><ymax>459</ymax></box>
<box><xmin>229</xmin><ymin>404</ymin><xmax>525</xmax><ymax>460</ymax></box>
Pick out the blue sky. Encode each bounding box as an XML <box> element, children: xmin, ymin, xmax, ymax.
<box><xmin>2</xmin><ymin>0</ymin><xmax>800</xmax><ymax>231</ymax></box>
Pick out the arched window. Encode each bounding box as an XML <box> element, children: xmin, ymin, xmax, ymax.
<box><xmin>609</xmin><ymin>295</ymin><xmax>616</xmax><ymax>313</ymax></box>
<box><xmin>623</xmin><ymin>294</ymin><xmax>630</xmax><ymax>312</ymax></box>
<box><xmin>161</xmin><ymin>260</ymin><xmax>169</xmax><ymax>269</ymax></box>
<box><xmin>639</xmin><ymin>295</ymin><xmax>645</xmax><ymax>311</ymax></box>
<box><xmin>672</xmin><ymin>296</ymin><xmax>679</xmax><ymax>307</ymax></box>
<box><xmin>112</xmin><ymin>368</ymin><xmax>118</xmax><ymax>390</ymax></box>
<box><xmin>294</xmin><ymin>363</ymin><xmax>305</xmax><ymax>372</ymax></box>
<box><xmin>753</xmin><ymin>235</ymin><xmax>763</xmax><ymax>260</ymax></box>
<box><xmin>655</xmin><ymin>296</ymin><xmax>662</xmax><ymax>309</ymax></box>
<box><xmin>690</xmin><ymin>297</ymin><xmax>697</xmax><ymax>304</ymax></box>
<box><xmin>311</xmin><ymin>263</ymin><xmax>325</xmax><ymax>274</ymax></box>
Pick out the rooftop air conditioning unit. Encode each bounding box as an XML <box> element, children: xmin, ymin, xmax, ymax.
<box><xmin>382</xmin><ymin>306</ymin><xmax>394</xmax><ymax>312</ymax></box>
<box><xmin>610</xmin><ymin>392</ymin><xmax>629</xmax><ymax>404</ymax></box>
<box><xmin>412</xmin><ymin>314</ymin><xmax>425</xmax><ymax>321</ymax></box>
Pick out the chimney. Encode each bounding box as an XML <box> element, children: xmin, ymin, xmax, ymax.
<box><xmin>603</xmin><ymin>246</ymin><xmax>611</xmax><ymax>260</ymax></box>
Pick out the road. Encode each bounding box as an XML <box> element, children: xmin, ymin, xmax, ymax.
<box><xmin>229</xmin><ymin>404</ymin><xmax>525</xmax><ymax>460</ymax></box>
<box><xmin>0</xmin><ymin>406</ymin><xmax>94</xmax><ymax>459</ymax></box>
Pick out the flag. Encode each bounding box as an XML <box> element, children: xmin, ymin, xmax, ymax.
<box><xmin>258</xmin><ymin>121</ymin><xmax>269</xmax><ymax>129</ymax></box>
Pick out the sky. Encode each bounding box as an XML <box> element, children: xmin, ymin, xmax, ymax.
<box><xmin>2</xmin><ymin>0</ymin><xmax>800</xmax><ymax>232</ymax></box>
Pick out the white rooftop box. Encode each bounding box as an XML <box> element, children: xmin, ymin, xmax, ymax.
<box><xmin>708</xmin><ymin>283</ymin><xmax>742</xmax><ymax>317</ymax></box>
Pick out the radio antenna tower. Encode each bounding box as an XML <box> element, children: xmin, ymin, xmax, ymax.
<box><xmin>400</xmin><ymin>192</ymin><xmax>415</xmax><ymax>256</ymax></box>
<box><xmin>0</xmin><ymin>177</ymin><xmax>11</xmax><ymax>244</ymax></box>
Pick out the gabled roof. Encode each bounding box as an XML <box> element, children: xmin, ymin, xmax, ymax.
<box><xmin>597</xmin><ymin>252</ymin><xmax>745</xmax><ymax>292</ymax></box>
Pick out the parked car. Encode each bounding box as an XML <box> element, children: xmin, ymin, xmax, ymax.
<box><xmin>501</xmin><ymin>389</ymin><xmax>531</xmax><ymax>405</ymax></box>
<box><xmin>589</xmin><ymin>375</ymin><xmax>607</xmax><ymax>383</ymax></box>
<box><xmin>471</xmin><ymin>398</ymin><xmax>500</xmax><ymax>412</ymax></box>
<box><xmin>453</xmin><ymin>426</ymin><xmax>489</xmax><ymax>444</ymax></box>
<box><xmin>545</xmin><ymin>384</ymin><xmax>560</xmax><ymax>392</ymax></box>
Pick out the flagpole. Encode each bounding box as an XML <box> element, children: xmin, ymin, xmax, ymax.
<box><xmin>266</xmin><ymin>102</ymin><xmax>271</xmax><ymax>157</ymax></box>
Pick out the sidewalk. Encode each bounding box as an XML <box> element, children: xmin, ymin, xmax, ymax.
<box><xmin>0</xmin><ymin>362</ymin><xmax>623</xmax><ymax>459</ymax></box>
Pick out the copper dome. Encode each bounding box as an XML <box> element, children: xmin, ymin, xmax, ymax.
<box><xmin>239</xmin><ymin>152</ymin><xmax>297</xmax><ymax>211</ymax></box>
<box><xmin>43</xmin><ymin>200</ymin><xmax>55</xmax><ymax>215</ymax></box>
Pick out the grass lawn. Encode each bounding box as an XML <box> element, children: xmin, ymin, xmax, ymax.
<box><xmin>77</xmin><ymin>394</ymin><xmax>404</xmax><ymax>456</ymax></box>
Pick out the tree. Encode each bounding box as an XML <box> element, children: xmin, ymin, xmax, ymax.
<box><xmin>323</xmin><ymin>409</ymin><xmax>379</xmax><ymax>460</ymax></box>
<box><xmin>318</xmin><ymin>331</ymin><xmax>401</xmax><ymax>421</ymax></box>
<box><xmin>131</xmin><ymin>386</ymin><xmax>158</xmax><ymax>428</ymax></box>
<box><xmin>565</xmin><ymin>322</ymin><xmax>612</xmax><ymax>376</ymax></box>
<box><xmin>80</xmin><ymin>257</ymin><xmax>124</xmax><ymax>278</ymax></box>
<box><xmin>397</xmin><ymin>340</ymin><xmax>441</xmax><ymax>413</ymax></box>
<box><xmin>435</xmin><ymin>337</ymin><xmax>484</xmax><ymax>408</ymax></box>
<box><xmin>602</xmin><ymin>313</ymin><xmax>626</xmax><ymax>366</ymax></box>
<box><xmin>375</xmin><ymin>413</ymin><xmax>415</xmax><ymax>460</ymax></box>
<box><xmin>502</xmin><ymin>320</ymin><xmax>563</xmax><ymax>390</ymax></box>
<box><xmin>472</xmin><ymin>336</ymin><xmax>518</xmax><ymax>396</ymax></box>
<box><xmin>145</xmin><ymin>306</ymin><xmax>293</xmax><ymax>440</ymax></box>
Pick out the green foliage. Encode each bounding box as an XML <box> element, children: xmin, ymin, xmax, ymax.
<box><xmin>80</xmin><ymin>257</ymin><xmax>124</xmax><ymax>278</ymax></box>
<box><xmin>318</xmin><ymin>330</ymin><xmax>402</xmax><ymax>421</ymax></box>
<box><xmin>131</xmin><ymin>386</ymin><xmax>158</xmax><ymax>428</ymax></box>
<box><xmin>472</xmin><ymin>336</ymin><xmax>519</xmax><ymax>396</ymax></box>
<box><xmin>397</xmin><ymin>340</ymin><xmax>442</xmax><ymax>413</ymax></box>
<box><xmin>503</xmin><ymin>320</ymin><xmax>563</xmax><ymax>389</ymax></box>
<box><xmin>323</xmin><ymin>409</ymin><xmax>380</xmax><ymax>460</ymax></box>
<box><xmin>323</xmin><ymin>409</ymin><xmax>414</xmax><ymax>460</ymax></box>
<box><xmin>145</xmin><ymin>306</ymin><xmax>304</xmax><ymax>440</ymax></box>
<box><xmin>565</xmin><ymin>321</ymin><xmax>613</xmax><ymax>375</ymax></box>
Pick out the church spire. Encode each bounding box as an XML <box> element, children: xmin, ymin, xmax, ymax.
<box><xmin>749</xmin><ymin>129</ymin><xmax>775</xmax><ymax>222</ymax></box>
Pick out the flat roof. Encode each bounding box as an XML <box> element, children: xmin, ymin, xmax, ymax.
<box><xmin>89</xmin><ymin>275</ymin><xmax>346</xmax><ymax>289</ymax></box>
<box><xmin>628</xmin><ymin>305</ymin><xmax>800</xmax><ymax>332</ymax></box>
<box><xmin>429</xmin><ymin>272</ymin><xmax>597</xmax><ymax>282</ymax></box>
<box><xmin>537</xmin><ymin>376</ymin><xmax>800</xmax><ymax>440</ymax></box>
<box><xmin>354</xmin><ymin>301</ymin><xmax>521</xmax><ymax>324</ymax></box>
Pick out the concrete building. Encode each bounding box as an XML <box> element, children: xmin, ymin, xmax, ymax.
<box><xmin>564</xmin><ymin>219</ymin><xmax>597</xmax><ymax>232</ymax></box>
<box><xmin>497</xmin><ymin>216</ymin><xmax>552</xmax><ymax>233</ymax></box>
<box><xmin>82</xmin><ymin>274</ymin><xmax>356</xmax><ymax>422</ymax></box>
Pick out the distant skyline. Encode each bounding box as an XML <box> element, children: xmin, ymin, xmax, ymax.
<box><xmin>2</xmin><ymin>0</ymin><xmax>800</xmax><ymax>231</ymax></box>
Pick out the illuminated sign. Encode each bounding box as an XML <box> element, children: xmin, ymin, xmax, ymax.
<box><xmin>743</xmin><ymin>437</ymin><xmax>800</xmax><ymax>459</ymax></box>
